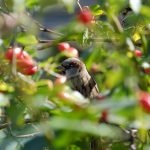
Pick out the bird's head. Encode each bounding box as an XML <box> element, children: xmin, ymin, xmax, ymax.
<box><xmin>57</xmin><ymin>58</ymin><xmax>86</xmax><ymax>79</ymax></box>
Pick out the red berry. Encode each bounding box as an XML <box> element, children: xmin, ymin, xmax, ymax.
<box><xmin>67</xmin><ymin>47</ymin><xmax>79</xmax><ymax>58</ymax></box>
<box><xmin>58</xmin><ymin>42</ymin><xmax>70</xmax><ymax>52</ymax></box>
<box><xmin>5</xmin><ymin>47</ymin><xmax>22</xmax><ymax>60</ymax></box>
<box><xmin>17</xmin><ymin>59</ymin><xmax>34</xmax><ymax>69</ymax></box>
<box><xmin>78</xmin><ymin>9</ymin><xmax>93</xmax><ymax>24</ymax></box>
<box><xmin>21</xmin><ymin>51</ymin><xmax>32</xmax><ymax>60</ymax></box>
<box><xmin>134</xmin><ymin>50</ymin><xmax>142</xmax><ymax>57</ymax></box>
<box><xmin>100</xmin><ymin>110</ymin><xmax>108</xmax><ymax>122</ymax></box>
<box><xmin>5</xmin><ymin>47</ymin><xmax>37</xmax><ymax>75</ymax></box>
<box><xmin>20</xmin><ymin>66</ymin><xmax>38</xmax><ymax>75</ymax></box>
<box><xmin>144</xmin><ymin>68</ymin><xmax>150</xmax><ymax>74</ymax></box>
<box><xmin>139</xmin><ymin>92</ymin><xmax>150</xmax><ymax>113</ymax></box>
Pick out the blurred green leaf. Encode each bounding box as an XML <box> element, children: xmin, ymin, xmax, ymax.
<box><xmin>141</xmin><ymin>5</ymin><xmax>150</xmax><ymax>19</ymax></box>
<box><xmin>25</xmin><ymin>0</ymin><xmax>40</xmax><ymax>8</ymax></box>
<box><xmin>61</xmin><ymin>0</ymin><xmax>76</xmax><ymax>13</ymax></box>
<box><xmin>90</xmin><ymin>5</ymin><xmax>104</xmax><ymax>16</ymax></box>
<box><xmin>0</xmin><ymin>0</ymin><xmax>150</xmax><ymax>149</ymax></box>
<box><xmin>44</xmin><ymin>117</ymin><xmax>123</xmax><ymax>139</ymax></box>
<box><xmin>17</xmin><ymin>34</ymin><xmax>38</xmax><ymax>45</ymax></box>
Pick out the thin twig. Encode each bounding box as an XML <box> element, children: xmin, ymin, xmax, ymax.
<box><xmin>39</xmin><ymin>27</ymin><xmax>63</xmax><ymax>36</ymax></box>
<box><xmin>44</xmin><ymin>67</ymin><xmax>63</xmax><ymax>78</ymax></box>
<box><xmin>77</xmin><ymin>0</ymin><xmax>82</xmax><ymax>11</ymax></box>
<box><xmin>0</xmin><ymin>1</ymin><xmax>63</xmax><ymax>36</ymax></box>
<box><xmin>38</xmin><ymin>39</ymin><xmax>54</xmax><ymax>43</ymax></box>
<box><xmin>0</xmin><ymin>122</ymin><xmax>9</xmax><ymax>129</ymax></box>
<box><xmin>36</xmin><ymin>42</ymin><xmax>53</xmax><ymax>50</ymax></box>
<box><xmin>112</xmin><ymin>15</ymin><xmax>123</xmax><ymax>33</ymax></box>
<box><xmin>102</xmin><ymin>122</ymin><xmax>139</xmax><ymax>149</ymax></box>
<box><xmin>14</xmin><ymin>131</ymin><xmax>41</xmax><ymax>138</ymax></box>
<box><xmin>103</xmin><ymin>121</ymin><xmax>130</xmax><ymax>134</ymax></box>
<box><xmin>129</xmin><ymin>129</ymin><xmax>137</xmax><ymax>150</ymax></box>
<box><xmin>7</xmin><ymin>124</ymin><xmax>24</xmax><ymax>148</ymax></box>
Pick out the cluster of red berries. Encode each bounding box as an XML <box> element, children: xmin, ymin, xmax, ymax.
<box><xmin>5</xmin><ymin>47</ymin><xmax>38</xmax><ymax>75</ymax></box>
<box><xmin>57</xmin><ymin>42</ymin><xmax>79</xmax><ymax>58</ymax></box>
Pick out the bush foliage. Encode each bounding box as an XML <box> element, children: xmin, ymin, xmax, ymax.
<box><xmin>0</xmin><ymin>0</ymin><xmax>150</xmax><ymax>149</ymax></box>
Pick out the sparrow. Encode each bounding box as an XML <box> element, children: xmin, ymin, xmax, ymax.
<box><xmin>57</xmin><ymin>58</ymin><xmax>101</xmax><ymax>150</ymax></box>
<box><xmin>57</xmin><ymin>58</ymin><xmax>99</xmax><ymax>99</ymax></box>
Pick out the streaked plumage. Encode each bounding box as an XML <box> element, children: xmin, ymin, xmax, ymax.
<box><xmin>59</xmin><ymin>58</ymin><xmax>99</xmax><ymax>99</ymax></box>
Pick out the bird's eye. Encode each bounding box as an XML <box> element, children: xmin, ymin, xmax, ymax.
<box><xmin>63</xmin><ymin>64</ymin><xmax>71</xmax><ymax>69</ymax></box>
<box><xmin>69</xmin><ymin>64</ymin><xmax>74</xmax><ymax>67</ymax></box>
<box><xmin>70</xmin><ymin>62</ymin><xmax>76</xmax><ymax>65</ymax></box>
<box><xmin>63</xmin><ymin>62</ymin><xmax>76</xmax><ymax>69</ymax></box>
<box><xmin>69</xmin><ymin>62</ymin><xmax>76</xmax><ymax>67</ymax></box>
<box><xmin>64</xmin><ymin>64</ymin><xmax>74</xmax><ymax>69</ymax></box>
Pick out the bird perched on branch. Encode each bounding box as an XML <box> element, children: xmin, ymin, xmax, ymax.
<box><xmin>57</xmin><ymin>58</ymin><xmax>101</xmax><ymax>150</ymax></box>
<box><xmin>57</xmin><ymin>58</ymin><xmax>99</xmax><ymax>99</ymax></box>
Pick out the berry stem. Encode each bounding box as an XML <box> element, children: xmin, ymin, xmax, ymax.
<box><xmin>77</xmin><ymin>0</ymin><xmax>82</xmax><ymax>11</ymax></box>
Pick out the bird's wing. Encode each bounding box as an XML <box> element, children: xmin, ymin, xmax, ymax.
<box><xmin>88</xmin><ymin>74</ymin><xmax>99</xmax><ymax>98</ymax></box>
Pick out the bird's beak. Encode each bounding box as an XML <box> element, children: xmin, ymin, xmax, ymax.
<box><xmin>56</xmin><ymin>65</ymin><xmax>65</xmax><ymax>71</ymax></box>
<box><xmin>56</xmin><ymin>65</ymin><xmax>65</xmax><ymax>74</ymax></box>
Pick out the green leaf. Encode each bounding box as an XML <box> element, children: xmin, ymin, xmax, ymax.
<box><xmin>25</xmin><ymin>0</ymin><xmax>39</xmax><ymax>8</ymax></box>
<box><xmin>13</xmin><ymin>0</ymin><xmax>25</xmax><ymax>12</ymax></box>
<box><xmin>141</xmin><ymin>5</ymin><xmax>150</xmax><ymax>19</ymax></box>
<box><xmin>61</xmin><ymin>0</ymin><xmax>76</xmax><ymax>13</ymax></box>
<box><xmin>17</xmin><ymin>34</ymin><xmax>38</xmax><ymax>45</ymax></box>
<box><xmin>43</xmin><ymin>117</ymin><xmax>123</xmax><ymax>139</ymax></box>
<box><xmin>90</xmin><ymin>5</ymin><xmax>104</xmax><ymax>16</ymax></box>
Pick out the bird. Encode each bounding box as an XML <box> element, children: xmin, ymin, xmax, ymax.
<box><xmin>57</xmin><ymin>58</ymin><xmax>99</xmax><ymax>99</ymax></box>
<box><xmin>57</xmin><ymin>58</ymin><xmax>101</xmax><ymax>150</ymax></box>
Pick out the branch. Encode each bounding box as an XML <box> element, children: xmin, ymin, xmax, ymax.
<box><xmin>39</xmin><ymin>27</ymin><xmax>63</xmax><ymax>36</ymax></box>
<box><xmin>14</xmin><ymin>131</ymin><xmax>40</xmax><ymax>138</ymax></box>
<box><xmin>0</xmin><ymin>122</ymin><xmax>9</xmax><ymax>129</ymax></box>
<box><xmin>102</xmin><ymin>121</ymin><xmax>138</xmax><ymax>149</ymax></box>
<box><xmin>0</xmin><ymin>118</ymin><xmax>40</xmax><ymax>138</ymax></box>
<box><xmin>0</xmin><ymin>2</ymin><xmax>63</xmax><ymax>36</ymax></box>
<box><xmin>0</xmin><ymin>119</ymin><xmax>34</xmax><ymax>130</ymax></box>
<box><xmin>103</xmin><ymin>121</ymin><xmax>130</xmax><ymax>134</ymax></box>
<box><xmin>112</xmin><ymin>14</ymin><xmax>123</xmax><ymax>33</ymax></box>
<box><xmin>38</xmin><ymin>39</ymin><xmax>54</xmax><ymax>43</ymax></box>
<box><xmin>129</xmin><ymin>129</ymin><xmax>137</xmax><ymax>150</ymax></box>
<box><xmin>25</xmin><ymin>11</ymin><xmax>63</xmax><ymax>36</ymax></box>
<box><xmin>36</xmin><ymin>41</ymin><xmax>53</xmax><ymax>50</ymax></box>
